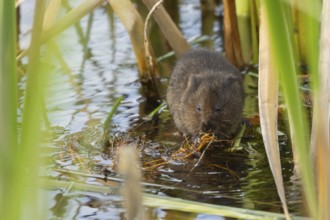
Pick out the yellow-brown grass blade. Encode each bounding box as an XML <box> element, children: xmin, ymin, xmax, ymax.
<box><xmin>258</xmin><ymin>5</ymin><xmax>290</xmax><ymax>220</ymax></box>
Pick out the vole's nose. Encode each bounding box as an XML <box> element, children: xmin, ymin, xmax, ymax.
<box><xmin>201</xmin><ymin>122</ymin><xmax>214</xmax><ymax>133</ymax></box>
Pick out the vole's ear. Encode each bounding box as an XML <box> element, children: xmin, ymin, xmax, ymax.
<box><xmin>188</xmin><ymin>75</ymin><xmax>201</xmax><ymax>90</ymax></box>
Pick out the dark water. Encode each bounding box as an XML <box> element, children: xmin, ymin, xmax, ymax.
<box><xmin>18</xmin><ymin>0</ymin><xmax>305</xmax><ymax>219</ymax></box>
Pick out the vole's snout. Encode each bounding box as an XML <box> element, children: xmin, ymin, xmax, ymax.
<box><xmin>201</xmin><ymin>122</ymin><xmax>215</xmax><ymax>133</ymax></box>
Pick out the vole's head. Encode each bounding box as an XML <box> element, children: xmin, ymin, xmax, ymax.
<box><xmin>180</xmin><ymin>73</ymin><xmax>244</xmax><ymax>138</ymax></box>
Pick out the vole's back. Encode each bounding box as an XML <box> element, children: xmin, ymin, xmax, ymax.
<box><xmin>167</xmin><ymin>49</ymin><xmax>244</xmax><ymax>138</ymax></box>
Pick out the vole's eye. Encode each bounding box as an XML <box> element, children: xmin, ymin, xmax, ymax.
<box><xmin>215</xmin><ymin>106</ymin><xmax>221</xmax><ymax>112</ymax></box>
<box><xmin>196</xmin><ymin>106</ymin><xmax>201</xmax><ymax>112</ymax></box>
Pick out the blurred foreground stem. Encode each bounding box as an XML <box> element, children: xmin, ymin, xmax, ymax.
<box><xmin>0</xmin><ymin>0</ymin><xmax>18</xmax><ymax>219</ymax></box>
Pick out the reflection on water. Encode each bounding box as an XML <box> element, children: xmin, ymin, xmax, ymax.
<box><xmin>18</xmin><ymin>0</ymin><xmax>305</xmax><ymax>219</ymax></box>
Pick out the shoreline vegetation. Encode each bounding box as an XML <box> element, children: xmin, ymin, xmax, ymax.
<box><xmin>0</xmin><ymin>0</ymin><xmax>328</xmax><ymax>219</ymax></box>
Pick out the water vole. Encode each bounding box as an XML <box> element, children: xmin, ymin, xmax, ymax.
<box><xmin>167</xmin><ymin>49</ymin><xmax>244</xmax><ymax>138</ymax></box>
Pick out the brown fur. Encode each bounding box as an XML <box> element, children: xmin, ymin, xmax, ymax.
<box><xmin>167</xmin><ymin>49</ymin><xmax>244</xmax><ymax>138</ymax></box>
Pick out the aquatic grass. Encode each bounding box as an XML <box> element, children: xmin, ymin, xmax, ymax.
<box><xmin>233</xmin><ymin>124</ymin><xmax>246</xmax><ymax>148</ymax></box>
<box><xmin>299</xmin><ymin>2</ymin><xmax>329</xmax><ymax>219</ymax></box>
<box><xmin>200</xmin><ymin>0</ymin><xmax>216</xmax><ymax>49</ymax></box>
<box><xmin>0</xmin><ymin>0</ymin><xmax>18</xmax><ymax>219</ymax></box>
<box><xmin>81</xmin><ymin>12</ymin><xmax>93</xmax><ymax>67</ymax></box>
<box><xmin>235</xmin><ymin>0</ymin><xmax>251</xmax><ymax>63</ymax></box>
<box><xmin>0</xmin><ymin>0</ymin><xmax>51</xmax><ymax>218</ymax></box>
<box><xmin>19</xmin><ymin>0</ymin><xmax>50</xmax><ymax>219</ymax></box>
<box><xmin>144</xmin><ymin>0</ymin><xmax>164</xmax><ymax>72</ymax></box>
<box><xmin>109</xmin><ymin>0</ymin><xmax>163</xmax><ymax>100</ymax></box>
<box><xmin>249</xmin><ymin>0</ymin><xmax>260</xmax><ymax>64</ymax></box>
<box><xmin>102</xmin><ymin>95</ymin><xmax>124</xmax><ymax>147</ymax></box>
<box><xmin>108</xmin><ymin>0</ymin><xmax>147</xmax><ymax>74</ymax></box>
<box><xmin>143</xmin><ymin>101</ymin><xmax>167</xmax><ymax>121</ymax></box>
<box><xmin>17</xmin><ymin>0</ymin><xmax>103</xmax><ymax>61</ymax></box>
<box><xmin>41</xmin><ymin>0</ymin><xmax>102</xmax><ymax>43</ymax></box>
<box><xmin>61</xmin><ymin>0</ymin><xmax>91</xmax><ymax>56</ymax></box>
<box><xmin>263</xmin><ymin>1</ymin><xmax>318</xmax><ymax>218</ymax></box>
<box><xmin>118</xmin><ymin>145</ymin><xmax>145</xmax><ymax>219</ymax></box>
<box><xmin>259</xmin><ymin>1</ymin><xmax>330</xmax><ymax>219</ymax></box>
<box><xmin>232</xmin><ymin>0</ymin><xmax>260</xmax><ymax>64</ymax></box>
<box><xmin>258</xmin><ymin>6</ymin><xmax>289</xmax><ymax>219</ymax></box>
<box><xmin>43</xmin><ymin>0</ymin><xmax>61</xmax><ymax>31</ymax></box>
<box><xmin>143</xmin><ymin>0</ymin><xmax>163</xmax><ymax>99</ymax></box>
<box><xmin>142</xmin><ymin>0</ymin><xmax>190</xmax><ymax>57</ymax></box>
<box><xmin>313</xmin><ymin>0</ymin><xmax>330</xmax><ymax>218</ymax></box>
<box><xmin>300</xmin><ymin>0</ymin><xmax>320</xmax><ymax>86</ymax></box>
<box><xmin>103</xmin><ymin>95</ymin><xmax>124</xmax><ymax>131</ymax></box>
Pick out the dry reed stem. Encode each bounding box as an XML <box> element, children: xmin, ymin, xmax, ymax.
<box><xmin>142</xmin><ymin>0</ymin><xmax>190</xmax><ymax>57</ymax></box>
<box><xmin>118</xmin><ymin>145</ymin><xmax>144</xmax><ymax>220</ymax></box>
<box><xmin>259</xmin><ymin>5</ymin><xmax>290</xmax><ymax>219</ymax></box>
<box><xmin>110</xmin><ymin>0</ymin><xmax>161</xmax><ymax>100</ymax></box>
<box><xmin>144</xmin><ymin>0</ymin><xmax>163</xmax><ymax>72</ymax></box>
<box><xmin>313</xmin><ymin>0</ymin><xmax>330</xmax><ymax>218</ymax></box>
<box><xmin>223</xmin><ymin>0</ymin><xmax>244</xmax><ymax>67</ymax></box>
<box><xmin>108</xmin><ymin>0</ymin><xmax>146</xmax><ymax>74</ymax></box>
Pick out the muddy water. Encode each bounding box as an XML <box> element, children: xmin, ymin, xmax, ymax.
<box><xmin>18</xmin><ymin>0</ymin><xmax>304</xmax><ymax>219</ymax></box>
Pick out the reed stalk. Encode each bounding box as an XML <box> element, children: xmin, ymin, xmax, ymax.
<box><xmin>262</xmin><ymin>1</ymin><xmax>317</xmax><ymax>218</ymax></box>
<box><xmin>223</xmin><ymin>0</ymin><xmax>244</xmax><ymax>67</ymax></box>
<box><xmin>118</xmin><ymin>145</ymin><xmax>145</xmax><ymax>220</ymax></box>
<box><xmin>313</xmin><ymin>0</ymin><xmax>330</xmax><ymax>219</ymax></box>
<box><xmin>235</xmin><ymin>0</ymin><xmax>251</xmax><ymax>63</ymax></box>
<box><xmin>109</xmin><ymin>0</ymin><xmax>161</xmax><ymax>100</ymax></box>
<box><xmin>258</xmin><ymin>6</ymin><xmax>290</xmax><ymax>219</ymax></box>
<box><xmin>103</xmin><ymin>95</ymin><xmax>124</xmax><ymax>131</ymax></box>
<box><xmin>142</xmin><ymin>0</ymin><xmax>190</xmax><ymax>57</ymax></box>
<box><xmin>0</xmin><ymin>0</ymin><xmax>18</xmax><ymax>219</ymax></box>
<box><xmin>19</xmin><ymin>0</ymin><xmax>48</xmax><ymax>219</ymax></box>
<box><xmin>17</xmin><ymin>0</ymin><xmax>104</xmax><ymax>61</ymax></box>
<box><xmin>108</xmin><ymin>0</ymin><xmax>147</xmax><ymax>74</ymax></box>
<box><xmin>249</xmin><ymin>0</ymin><xmax>259</xmax><ymax>64</ymax></box>
<box><xmin>200</xmin><ymin>0</ymin><xmax>216</xmax><ymax>49</ymax></box>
